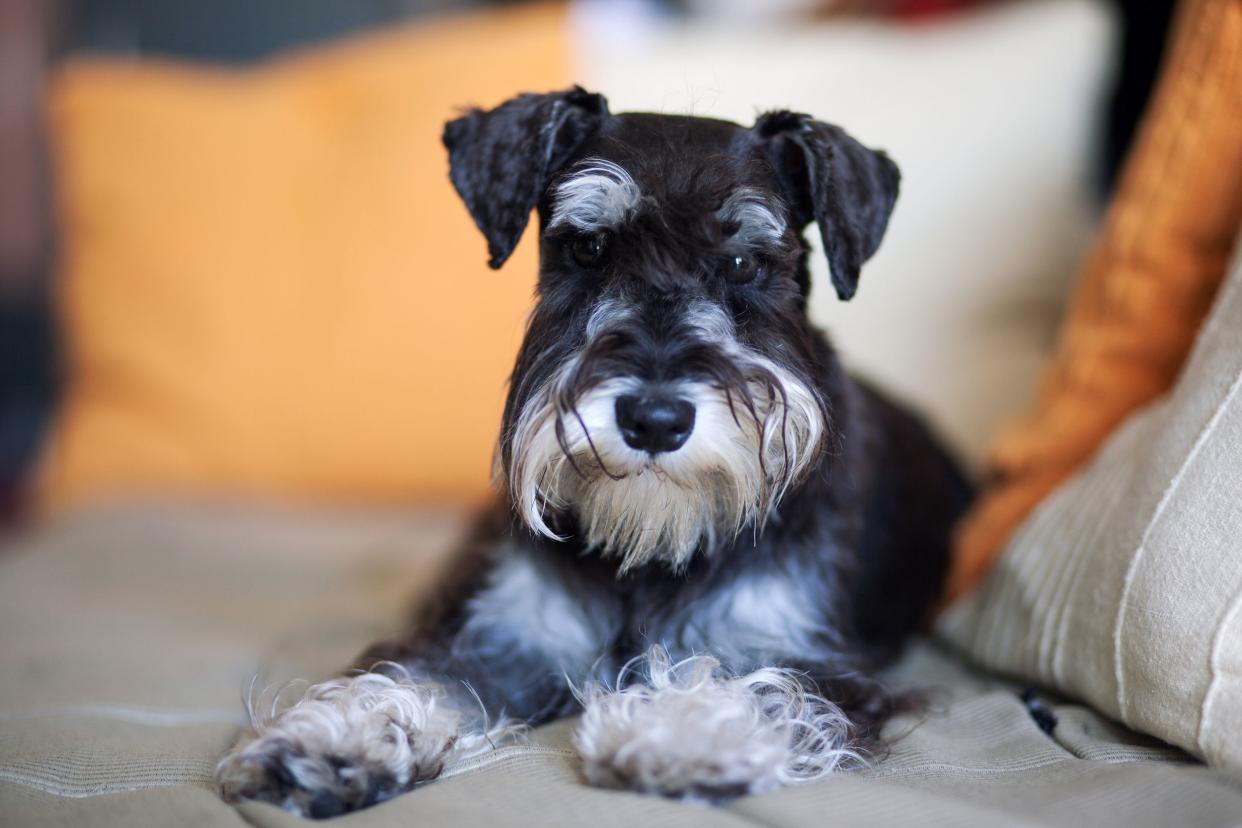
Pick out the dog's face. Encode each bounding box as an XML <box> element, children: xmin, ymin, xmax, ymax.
<box><xmin>445</xmin><ymin>89</ymin><xmax>899</xmax><ymax>569</ymax></box>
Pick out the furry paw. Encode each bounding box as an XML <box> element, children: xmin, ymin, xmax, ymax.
<box><xmin>573</xmin><ymin>648</ymin><xmax>860</xmax><ymax>799</ymax></box>
<box><xmin>216</xmin><ymin>673</ymin><xmax>498</xmax><ymax>817</ymax></box>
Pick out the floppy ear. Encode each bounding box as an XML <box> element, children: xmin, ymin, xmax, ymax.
<box><xmin>443</xmin><ymin>87</ymin><xmax>610</xmax><ymax>269</ymax></box>
<box><xmin>753</xmin><ymin>111</ymin><xmax>900</xmax><ymax>301</ymax></box>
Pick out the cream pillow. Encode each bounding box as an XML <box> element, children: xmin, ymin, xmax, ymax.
<box><xmin>575</xmin><ymin>0</ymin><xmax>1115</xmax><ymax>470</ymax></box>
<box><xmin>940</xmin><ymin>232</ymin><xmax>1242</xmax><ymax>769</ymax></box>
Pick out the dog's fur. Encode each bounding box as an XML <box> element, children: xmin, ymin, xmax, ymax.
<box><xmin>216</xmin><ymin>88</ymin><xmax>972</xmax><ymax>818</ymax></box>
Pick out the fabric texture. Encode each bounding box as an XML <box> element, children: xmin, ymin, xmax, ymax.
<box><xmin>37</xmin><ymin>4</ymin><xmax>567</xmax><ymax>512</ymax></box>
<box><xmin>3</xmin><ymin>506</ymin><xmax>1242</xmax><ymax>827</ymax></box>
<box><xmin>941</xmin><ymin>231</ymin><xmax>1242</xmax><ymax>770</ymax></box>
<box><xmin>949</xmin><ymin>0</ymin><xmax>1242</xmax><ymax>599</ymax></box>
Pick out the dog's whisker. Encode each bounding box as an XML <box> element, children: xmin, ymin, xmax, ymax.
<box><xmin>566</xmin><ymin>404</ymin><xmax>625</xmax><ymax>482</ymax></box>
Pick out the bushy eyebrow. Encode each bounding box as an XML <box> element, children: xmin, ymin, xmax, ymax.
<box><xmin>548</xmin><ymin>159</ymin><xmax>642</xmax><ymax>232</ymax></box>
<box><xmin>719</xmin><ymin>188</ymin><xmax>786</xmax><ymax>247</ymax></box>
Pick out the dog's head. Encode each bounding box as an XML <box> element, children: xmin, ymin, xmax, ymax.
<box><xmin>444</xmin><ymin>88</ymin><xmax>899</xmax><ymax>570</ymax></box>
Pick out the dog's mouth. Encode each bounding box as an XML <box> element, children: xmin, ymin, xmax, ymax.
<box><xmin>589</xmin><ymin>453</ymin><xmax>677</xmax><ymax>481</ymax></box>
<box><xmin>507</xmin><ymin>331</ymin><xmax>828</xmax><ymax>567</ymax></box>
<box><xmin>554</xmin><ymin>444</ymin><xmax>676</xmax><ymax>486</ymax></box>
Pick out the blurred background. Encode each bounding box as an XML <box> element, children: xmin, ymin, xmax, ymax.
<box><xmin>0</xmin><ymin>0</ymin><xmax>1174</xmax><ymax>527</ymax></box>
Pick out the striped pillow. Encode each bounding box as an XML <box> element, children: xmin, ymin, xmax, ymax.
<box><xmin>940</xmin><ymin>232</ymin><xmax>1242</xmax><ymax>770</ymax></box>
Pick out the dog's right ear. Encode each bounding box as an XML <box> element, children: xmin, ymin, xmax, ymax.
<box><xmin>443</xmin><ymin>87</ymin><xmax>610</xmax><ymax>270</ymax></box>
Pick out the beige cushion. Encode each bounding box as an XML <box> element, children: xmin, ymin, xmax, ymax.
<box><xmin>5</xmin><ymin>507</ymin><xmax>1242</xmax><ymax>826</ymax></box>
<box><xmin>941</xmin><ymin>232</ymin><xmax>1242</xmax><ymax>769</ymax></box>
<box><xmin>576</xmin><ymin>0</ymin><xmax>1114</xmax><ymax>469</ymax></box>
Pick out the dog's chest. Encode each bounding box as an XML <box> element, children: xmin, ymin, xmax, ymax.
<box><xmin>468</xmin><ymin>542</ymin><xmax>838</xmax><ymax>678</ymax></box>
<box><xmin>617</xmin><ymin>564</ymin><xmax>837</xmax><ymax>673</ymax></box>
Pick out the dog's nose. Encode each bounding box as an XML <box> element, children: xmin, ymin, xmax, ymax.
<box><xmin>615</xmin><ymin>394</ymin><xmax>695</xmax><ymax>454</ymax></box>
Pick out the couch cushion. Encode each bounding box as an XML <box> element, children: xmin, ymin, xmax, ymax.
<box><xmin>949</xmin><ymin>0</ymin><xmax>1242</xmax><ymax>599</ymax></box>
<box><xmin>37</xmin><ymin>3</ymin><xmax>567</xmax><ymax>512</ymax></box>
<box><xmin>576</xmin><ymin>0</ymin><xmax>1115</xmax><ymax>474</ymax></box>
<box><xmin>3</xmin><ymin>507</ymin><xmax>1242</xmax><ymax>826</ymax></box>
<box><xmin>941</xmin><ymin>229</ymin><xmax>1242</xmax><ymax>770</ymax></box>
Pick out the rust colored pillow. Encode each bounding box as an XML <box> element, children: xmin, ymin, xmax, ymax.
<box><xmin>948</xmin><ymin>0</ymin><xmax>1242</xmax><ymax>600</ymax></box>
<box><xmin>38</xmin><ymin>5</ymin><xmax>569</xmax><ymax>511</ymax></box>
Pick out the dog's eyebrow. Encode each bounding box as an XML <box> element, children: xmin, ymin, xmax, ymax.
<box><xmin>549</xmin><ymin>159</ymin><xmax>642</xmax><ymax>232</ymax></box>
<box><xmin>719</xmin><ymin>188</ymin><xmax>786</xmax><ymax>247</ymax></box>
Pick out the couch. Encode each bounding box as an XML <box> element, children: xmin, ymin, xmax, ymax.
<box><xmin>5</xmin><ymin>1</ymin><xmax>1242</xmax><ymax>825</ymax></box>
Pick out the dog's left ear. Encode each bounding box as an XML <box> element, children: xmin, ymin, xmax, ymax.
<box><xmin>753</xmin><ymin>111</ymin><xmax>900</xmax><ymax>301</ymax></box>
<box><xmin>444</xmin><ymin>87</ymin><xmax>610</xmax><ymax>269</ymax></box>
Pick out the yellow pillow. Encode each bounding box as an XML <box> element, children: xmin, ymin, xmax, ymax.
<box><xmin>38</xmin><ymin>4</ymin><xmax>569</xmax><ymax>512</ymax></box>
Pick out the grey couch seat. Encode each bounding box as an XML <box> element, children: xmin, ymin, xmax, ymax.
<box><xmin>2</xmin><ymin>506</ymin><xmax>1240</xmax><ymax>827</ymax></box>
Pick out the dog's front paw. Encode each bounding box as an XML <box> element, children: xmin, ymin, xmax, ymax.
<box><xmin>216</xmin><ymin>673</ymin><xmax>466</xmax><ymax>818</ymax></box>
<box><xmin>573</xmin><ymin>649</ymin><xmax>861</xmax><ymax>799</ymax></box>
<box><xmin>216</xmin><ymin>734</ymin><xmax>408</xmax><ymax>818</ymax></box>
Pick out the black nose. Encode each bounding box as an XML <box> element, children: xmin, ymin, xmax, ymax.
<box><xmin>615</xmin><ymin>394</ymin><xmax>696</xmax><ymax>454</ymax></box>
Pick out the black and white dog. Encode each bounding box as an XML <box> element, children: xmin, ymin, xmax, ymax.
<box><xmin>217</xmin><ymin>88</ymin><xmax>971</xmax><ymax>818</ymax></box>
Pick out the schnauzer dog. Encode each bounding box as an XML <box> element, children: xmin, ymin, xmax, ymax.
<box><xmin>216</xmin><ymin>87</ymin><xmax>971</xmax><ymax>818</ymax></box>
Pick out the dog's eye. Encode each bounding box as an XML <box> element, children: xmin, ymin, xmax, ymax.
<box><xmin>571</xmin><ymin>233</ymin><xmax>609</xmax><ymax>268</ymax></box>
<box><xmin>722</xmin><ymin>254</ymin><xmax>760</xmax><ymax>285</ymax></box>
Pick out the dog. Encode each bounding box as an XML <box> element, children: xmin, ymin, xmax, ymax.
<box><xmin>215</xmin><ymin>87</ymin><xmax>972</xmax><ymax>818</ymax></box>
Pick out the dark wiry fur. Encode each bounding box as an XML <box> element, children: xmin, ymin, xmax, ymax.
<box><xmin>217</xmin><ymin>88</ymin><xmax>972</xmax><ymax>817</ymax></box>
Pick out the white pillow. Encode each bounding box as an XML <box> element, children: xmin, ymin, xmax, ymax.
<box><xmin>940</xmin><ymin>233</ymin><xmax>1242</xmax><ymax>769</ymax></box>
<box><xmin>573</xmin><ymin>0</ymin><xmax>1115</xmax><ymax>469</ymax></box>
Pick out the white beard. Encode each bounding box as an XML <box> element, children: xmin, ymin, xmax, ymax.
<box><xmin>507</xmin><ymin>303</ymin><xmax>825</xmax><ymax>571</ymax></box>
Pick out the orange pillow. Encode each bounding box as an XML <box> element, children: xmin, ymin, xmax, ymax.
<box><xmin>948</xmin><ymin>0</ymin><xmax>1242</xmax><ymax>600</ymax></box>
<box><xmin>38</xmin><ymin>5</ymin><xmax>570</xmax><ymax>512</ymax></box>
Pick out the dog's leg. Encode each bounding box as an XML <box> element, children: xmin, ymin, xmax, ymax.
<box><xmin>572</xmin><ymin>648</ymin><xmax>862</xmax><ymax>799</ymax></box>
<box><xmin>216</xmin><ymin>625</ymin><xmax>583</xmax><ymax>818</ymax></box>
<box><xmin>218</xmin><ymin>517</ymin><xmax>619</xmax><ymax>817</ymax></box>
